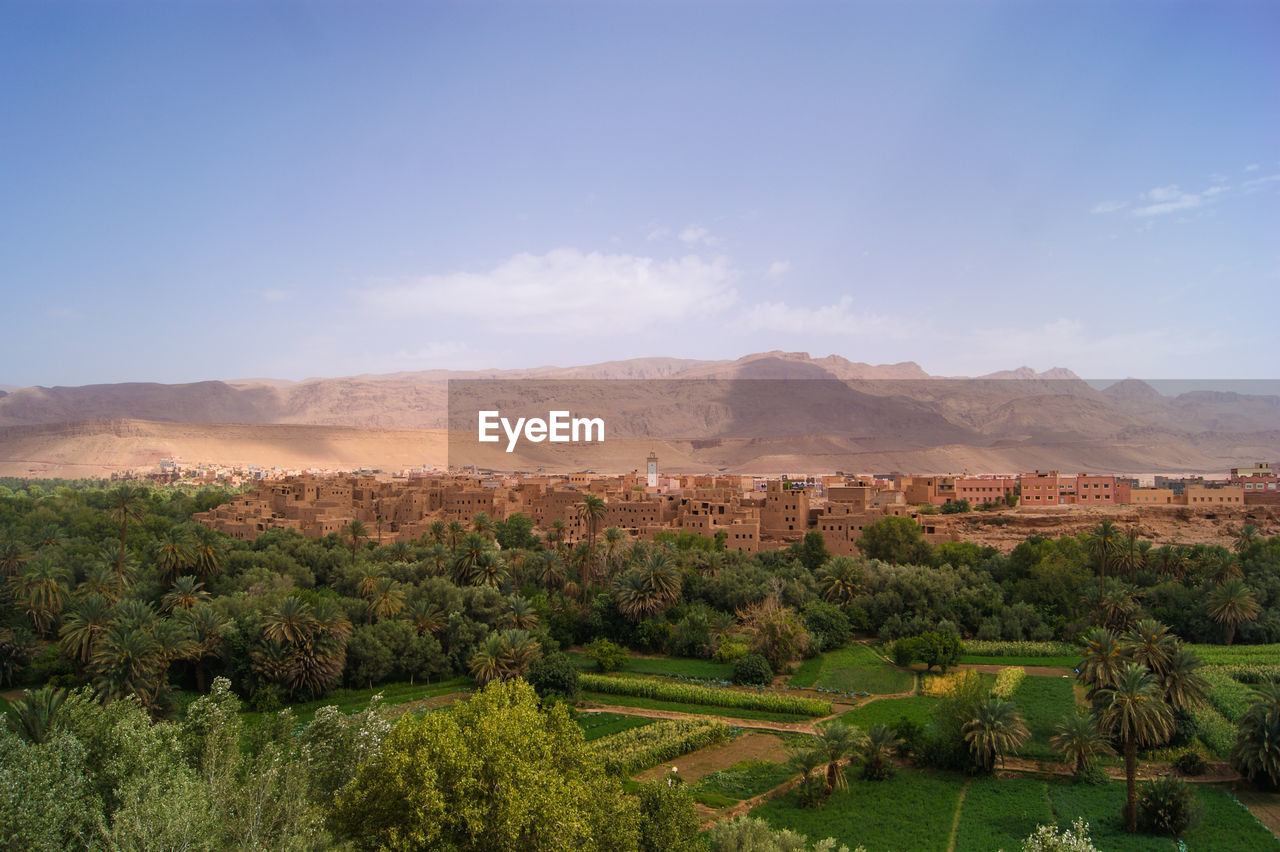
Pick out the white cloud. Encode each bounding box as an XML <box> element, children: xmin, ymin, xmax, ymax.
<box><xmin>678</xmin><ymin>223</ymin><xmax>714</xmax><ymax>246</ymax></box>
<box><xmin>1245</xmin><ymin>163</ymin><xmax>1260</xmax><ymax>172</ymax></box>
<box><xmin>766</xmin><ymin>260</ymin><xmax>790</xmax><ymax>279</ymax></box>
<box><xmin>360</xmin><ymin>248</ymin><xmax>738</xmax><ymax>333</ymax></box>
<box><xmin>1090</xmin><ymin>200</ymin><xmax>1127</xmax><ymax>214</ymax></box>
<box><xmin>1131</xmin><ymin>185</ymin><xmax>1202</xmax><ymax>218</ymax></box>
<box><xmin>645</xmin><ymin>226</ymin><xmax>670</xmax><ymax>241</ymax></box>
<box><xmin>736</xmin><ymin>296</ymin><xmax>911</xmax><ymax>338</ymax></box>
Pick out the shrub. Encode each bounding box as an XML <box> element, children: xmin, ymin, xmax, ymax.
<box><xmin>585</xmin><ymin>638</ymin><xmax>629</xmax><ymax>672</ymax></box>
<box><xmin>712</xmin><ymin>638</ymin><xmax>749</xmax><ymax>664</ymax></box>
<box><xmin>578</xmin><ymin>674</ymin><xmax>831</xmax><ymax>716</ymax></box>
<box><xmin>524</xmin><ymin>652</ymin><xmax>580</xmax><ymax>700</ymax></box>
<box><xmin>802</xmin><ymin>601</ymin><xmax>851</xmax><ymax>653</ymax></box>
<box><xmin>1074</xmin><ymin>764</ymin><xmax>1109</xmax><ymax>786</ymax></box>
<box><xmin>992</xmin><ymin>666</ymin><xmax>1026</xmax><ymax>698</ymax></box>
<box><xmin>894</xmin><ymin>717</ymin><xmax>925</xmax><ymax>759</ymax></box>
<box><xmin>1173</xmin><ymin>749</ymin><xmax>1207</xmax><ymax>776</ymax></box>
<box><xmin>592</xmin><ymin>718</ymin><xmax>731</xmax><ymax>775</ymax></box>
<box><xmin>633</xmin><ymin>619</ymin><xmax>672</xmax><ymax>654</ymax></box>
<box><xmin>1020</xmin><ymin>818</ymin><xmax>1099</xmax><ymax>852</ymax></box>
<box><xmin>732</xmin><ymin>654</ymin><xmax>774</xmax><ymax>686</ymax></box>
<box><xmin>1137</xmin><ymin>775</ymin><xmax>1200</xmax><ymax>837</ymax></box>
<box><xmin>892</xmin><ymin>637</ymin><xmax>917</xmax><ymax>667</ymax></box>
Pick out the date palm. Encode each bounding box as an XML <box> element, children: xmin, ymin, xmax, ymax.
<box><xmin>815</xmin><ymin>722</ymin><xmax>863</xmax><ymax>792</ymax></box>
<box><xmin>470</xmin><ymin>550</ymin><xmax>510</xmax><ymax>590</ymax></box>
<box><xmin>963</xmin><ymin>697</ymin><xmax>1030</xmax><ymax>771</ymax></box>
<box><xmin>1087</xmin><ymin>520</ymin><xmax>1120</xmax><ymax>602</ymax></box>
<box><xmin>365</xmin><ymin>576</ymin><xmax>406</xmax><ymax>622</ymax></box>
<box><xmin>452</xmin><ymin>533</ymin><xmax>489</xmax><ymax>585</ymax></box>
<box><xmin>263</xmin><ymin>596</ymin><xmax>319</xmax><ymax>645</ymax></box>
<box><xmin>1050</xmin><ymin>709</ymin><xmax>1113</xmax><ymax>773</ymax></box>
<box><xmin>107</xmin><ymin>486</ymin><xmax>148</xmax><ymax>580</ymax></box>
<box><xmin>423</xmin><ymin>542</ymin><xmax>450</xmax><ymax>577</ymax></box>
<box><xmin>1121</xmin><ymin>619</ymin><xmax>1176</xmax><ymax>677</ymax></box>
<box><xmin>4</xmin><ymin>685</ymin><xmax>66</xmax><ymax>744</ymax></box>
<box><xmin>0</xmin><ymin>535</ymin><xmax>26</xmax><ymax>577</ymax></box>
<box><xmin>82</xmin><ymin>562</ymin><xmax>126</xmax><ymax>603</ymax></box>
<box><xmin>426</xmin><ymin>520</ymin><xmax>446</xmax><ymax>545</ymax></box>
<box><xmin>548</xmin><ymin>519</ymin><xmax>568</xmax><ymax>554</ymax></box>
<box><xmin>1206</xmin><ymin>578</ymin><xmax>1260</xmax><ymax>646</ymax></box>
<box><xmin>161</xmin><ymin>575</ymin><xmax>210</xmax><ymax>612</ymax></box>
<box><xmin>640</xmin><ymin>548</ymin><xmax>682</xmax><ymax>603</ymax></box>
<box><xmin>505</xmin><ymin>595</ymin><xmax>539</xmax><ymax>630</ymax></box>
<box><xmin>92</xmin><ymin>623</ymin><xmax>164</xmax><ymax>707</ymax></box>
<box><xmin>1232</xmin><ymin>680</ymin><xmax>1280</xmax><ymax>787</ymax></box>
<box><xmin>1158</xmin><ymin>646</ymin><xmax>1209</xmax><ymax>713</ymax></box>
<box><xmin>10</xmin><ymin>556</ymin><xmax>71</xmax><ymax>635</ymax></box>
<box><xmin>345</xmin><ymin>520</ymin><xmax>367</xmax><ymax>569</ymax></box>
<box><xmin>1094</xmin><ymin>662</ymin><xmax>1175</xmax><ymax>833</ymax></box>
<box><xmin>817</xmin><ymin>556</ymin><xmax>863</xmax><ymax>605</ymax></box>
<box><xmin>406</xmin><ymin>599</ymin><xmax>446</xmax><ymax>636</ymax></box>
<box><xmin>1114</xmin><ymin>526</ymin><xmax>1147</xmax><ymax>576</ymax></box>
<box><xmin>471</xmin><ymin>512</ymin><xmax>495</xmax><ymax>540</ymax></box>
<box><xmin>576</xmin><ymin>495</ymin><xmax>607</xmax><ymax>557</ymax></box>
<box><xmin>58</xmin><ymin>593</ymin><xmax>114</xmax><ymax>665</ymax></box>
<box><xmin>537</xmin><ymin>550</ymin><xmax>567</xmax><ymax>590</ymax></box>
<box><xmin>602</xmin><ymin>526</ymin><xmax>626</xmax><ymax>577</ymax></box>
<box><xmin>613</xmin><ymin>567</ymin><xmax>666</xmax><ymax>622</ymax></box>
<box><xmin>153</xmin><ymin>530</ymin><xmax>193</xmax><ymax>580</ymax></box>
<box><xmin>1234</xmin><ymin>523</ymin><xmax>1260</xmax><ymax>554</ymax></box>
<box><xmin>468</xmin><ymin>633</ymin><xmax>507</xmax><ymax>686</ymax></box>
<box><xmin>1077</xmin><ymin>627</ymin><xmax>1124</xmax><ymax>695</ymax></box>
<box><xmin>445</xmin><ymin>521</ymin><xmax>465</xmax><ymax>549</ymax></box>
<box><xmin>190</xmin><ymin>527</ymin><xmax>224</xmax><ymax>578</ymax></box>
<box><xmin>859</xmin><ymin>724</ymin><xmax>902</xmax><ymax>781</ymax></box>
<box><xmin>179</xmin><ymin>604</ymin><xmax>227</xmax><ymax>693</ymax></box>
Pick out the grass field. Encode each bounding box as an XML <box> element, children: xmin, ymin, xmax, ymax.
<box><xmin>576</xmin><ymin>712</ymin><xmax>655</xmax><ymax>741</ymax></box>
<box><xmin>243</xmin><ymin>676</ymin><xmax>472</xmax><ymax>726</ymax></box>
<box><xmin>1011</xmin><ymin>675</ymin><xmax>1078</xmax><ymax>759</ymax></box>
<box><xmin>827</xmin><ymin>695</ymin><xmax>942</xmax><ymax>731</ymax></box>
<box><xmin>959</xmin><ymin>654</ymin><xmax>1080</xmax><ymax>668</ymax></box>
<box><xmin>789</xmin><ymin>644</ymin><xmax>915</xmax><ymax>695</ymax></box>
<box><xmin>753</xmin><ymin>769</ymin><xmax>961</xmax><ymax>851</ymax></box>
<box><xmin>1190</xmin><ymin>644</ymin><xmax>1280</xmax><ymax>666</ymax></box>
<box><xmin>565</xmin><ymin>651</ymin><xmax>734</xmax><ymax>680</ymax></box>
<box><xmin>579</xmin><ymin>691</ymin><xmax>815</xmax><ymax>723</ymax></box>
<box><xmin>694</xmin><ymin>759</ymin><xmax>796</xmax><ymax>806</ymax></box>
<box><xmin>955</xmin><ymin>775</ymin><xmax>1055</xmax><ymax>852</ymax></box>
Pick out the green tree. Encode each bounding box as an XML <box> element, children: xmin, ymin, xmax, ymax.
<box><xmin>331</xmin><ymin>679</ymin><xmax>640</xmax><ymax>851</ymax></box>
<box><xmin>1232</xmin><ymin>680</ymin><xmax>1280</xmax><ymax>788</ymax></box>
<box><xmin>58</xmin><ymin>593</ymin><xmax>113</xmax><ymax>666</ymax></box>
<box><xmin>634</xmin><ymin>781</ymin><xmax>705</xmax><ymax>852</ymax></box>
<box><xmin>816</xmin><ymin>556</ymin><xmax>863</xmax><ymax>605</ymax></box>
<box><xmin>1094</xmin><ymin>663</ymin><xmax>1175</xmax><ymax>833</ymax></box>
<box><xmin>3</xmin><ymin>685</ymin><xmax>66</xmax><ymax>744</ymax></box>
<box><xmin>107</xmin><ymin>485</ymin><xmax>148</xmax><ymax>580</ymax></box>
<box><xmin>856</xmin><ymin>516</ymin><xmax>927</xmax><ymax>565</ymax></box>
<box><xmin>1049</xmin><ymin>710</ymin><xmax>1114</xmax><ymax>774</ymax></box>
<box><xmin>1086</xmin><ymin>520</ymin><xmax>1120</xmax><ymax>604</ymax></box>
<box><xmin>963</xmin><ymin>697</ymin><xmax>1030</xmax><ymax>771</ymax></box>
<box><xmin>345</xmin><ymin>519</ymin><xmax>368</xmax><ymax>569</ymax></box>
<box><xmin>1206</xmin><ymin>578</ymin><xmax>1260</xmax><ymax>645</ymax></box>
<box><xmin>815</xmin><ymin>722</ymin><xmax>863</xmax><ymax>792</ymax></box>
<box><xmin>859</xmin><ymin>723</ymin><xmax>902</xmax><ymax>781</ymax></box>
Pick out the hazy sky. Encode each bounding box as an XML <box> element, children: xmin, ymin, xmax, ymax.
<box><xmin>2</xmin><ymin>1</ymin><xmax>1277</xmax><ymax>387</ymax></box>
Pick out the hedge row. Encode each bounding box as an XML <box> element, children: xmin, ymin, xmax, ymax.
<box><xmin>592</xmin><ymin>718</ymin><xmax>732</xmax><ymax>775</ymax></box>
<box><xmin>579</xmin><ymin>674</ymin><xmax>832</xmax><ymax>717</ymax></box>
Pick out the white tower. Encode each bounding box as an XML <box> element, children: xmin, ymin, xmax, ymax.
<box><xmin>646</xmin><ymin>451</ymin><xmax>659</xmax><ymax>489</ymax></box>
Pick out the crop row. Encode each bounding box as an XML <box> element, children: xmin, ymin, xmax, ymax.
<box><xmin>961</xmin><ymin>640</ymin><xmax>1075</xmax><ymax>658</ymax></box>
<box><xmin>1189</xmin><ymin>703</ymin><xmax>1236</xmax><ymax>758</ymax></box>
<box><xmin>579</xmin><ymin>674</ymin><xmax>833</xmax><ymax>716</ymax></box>
<box><xmin>991</xmin><ymin>666</ymin><xmax>1026</xmax><ymax>698</ymax></box>
<box><xmin>1203</xmin><ymin>667</ymin><xmax>1259</xmax><ymax>722</ymax></box>
<box><xmin>592</xmin><ymin>718</ymin><xmax>731</xmax><ymax>775</ymax></box>
<box><xmin>1213</xmin><ymin>663</ymin><xmax>1280</xmax><ymax>685</ymax></box>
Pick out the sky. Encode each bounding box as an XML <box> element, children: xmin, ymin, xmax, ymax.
<box><xmin>1</xmin><ymin>0</ymin><xmax>1277</xmax><ymax>387</ymax></box>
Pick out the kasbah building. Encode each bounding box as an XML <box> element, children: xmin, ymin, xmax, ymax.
<box><xmin>194</xmin><ymin>455</ymin><xmax>1279</xmax><ymax>555</ymax></box>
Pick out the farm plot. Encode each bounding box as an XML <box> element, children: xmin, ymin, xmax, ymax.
<box><xmin>789</xmin><ymin>644</ymin><xmax>915</xmax><ymax>695</ymax></box>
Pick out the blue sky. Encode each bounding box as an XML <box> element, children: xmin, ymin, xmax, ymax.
<box><xmin>1</xmin><ymin>1</ymin><xmax>1276</xmax><ymax>387</ymax></box>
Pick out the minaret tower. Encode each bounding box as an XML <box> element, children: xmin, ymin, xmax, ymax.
<box><xmin>646</xmin><ymin>451</ymin><xmax>659</xmax><ymax>489</ymax></box>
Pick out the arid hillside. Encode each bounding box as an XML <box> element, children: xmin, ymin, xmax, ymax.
<box><xmin>1</xmin><ymin>351</ymin><xmax>1276</xmax><ymax>476</ymax></box>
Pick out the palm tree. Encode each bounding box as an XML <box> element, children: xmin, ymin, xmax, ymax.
<box><xmin>445</xmin><ymin>521</ymin><xmax>465</xmax><ymax>549</ymax></box>
<box><xmin>1050</xmin><ymin>710</ymin><xmax>1114</xmax><ymax>773</ymax></box>
<box><xmin>537</xmin><ymin>551</ymin><xmax>567</xmax><ymax>591</ymax></box>
<box><xmin>263</xmin><ymin>596</ymin><xmax>320</xmax><ymax>645</ymax></box>
<box><xmin>470</xmin><ymin>550</ymin><xmax>509</xmax><ymax>590</ymax></box>
<box><xmin>786</xmin><ymin>747</ymin><xmax>829</xmax><ymax>806</ymax></box>
<box><xmin>1121</xmin><ymin>619</ymin><xmax>1176</xmax><ymax>677</ymax></box>
<box><xmin>82</xmin><ymin>562</ymin><xmax>126</xmax><ymax>604</ymax></box>
<box><xmin>59</xmin><ymin>593</ymin><xmax>114</xmax><ymax>666</ymax></box>
<box><xmin>452</xmin><ymin>532</ymin><xmax>489</xmax><ymax>585</ymax></box>
<box><xmin>33</xmin><ymin>524</ymin><xmax>62</xmax><ymax>551</ymax></box>
<box><xmin>406</xmin><ymin>599</ymin><xmax>446</xmax><ymax>636</ymax></box>
<box><xmin>602</xmin><ymin>526</ymin><xmax>626</xmax><ymax>578</ymax></box>
<box><xmin>1096</xmin><ymin>580</ymin><xmax>1140</xmax><ymax>632</ymax></box>
<box><xmin>468</xmin><ymin>633</ymin><xmax>507</xmax><ymax>686</ymax></box>
<box><xmin>1114</xmin><ymin>526</ymin><xmax>1147</xmax><ymax>576</ymax></box>
<box><xmin>1078</xmin><ymin>627</ymin><xmax>1124</xmax><ymax>695</ymax></box>
<box><xmin>1087</xmin><ymin>520</ymin><xmax>1120</xmax><ymax>602</ymax></box>
<box><xmin>859</xmin><ymin>724</ymin><xmax>903</xmax><ymax>781</ymax></box>
<box><xmin>345</xmin><ymin>520</ymin><xmax>367</xmax><ymax>569</ymax></box>
<box><xmin>639</xmin><ymin>548</ymin><xmax>682</xmax><ymax>603</ymax></box>
<box><xmin>180</xmin><ymin>604</ymin><xmax>226</xmax><ymax>693</ymax></box>
<box><xmin>577</xmin><ymin>495</ymin><xmax>607</xmax><ymax>557</ymax></box>
<box><xmin>1234</xmin><ymin>523</ymin><xmax>1260</xmax><ymax>554</ymax></box>
<box><xmin>1150</xmin><ymin>545</ymin><xmax>1189</xmax><ymax>580</ymax></box>
<box><xmin>1158</xmin><ymin>646</ymin><xmax>1209</xmax><ymax>713</ymax></box>
<box><xmin>613</xmin><ymin>568</ymin><xmax>666</xmax><ymax>622</ymax></box>
<box><xmin>386</xmin><ymin>541</ymin><xmax>413</xmax><ymax>563</ymax></box>
<box><xmin>1232</xmin><ymin>680</ymin><xmax>1280</xmax><ymax>787</ymax></box>
<box><xmin>107</xmin><ymin>486</ymin><xmax>148</xmax><ymax>580</ymax></box>
<box><xmin>10</xmin><ymin>556</ymin><xmax>71</xmax><ymax>635</ymax></box>
<box><xmin>426</xmin><ymin>520</ymin><xmax>446</xmax><ymax>545</ymax></box>
<box><xmin>1200</xmin><ymin>550</ymin><xmax>1241</xmax><ymax>584</ymax></box>
<box><xmin>365</xmin><ymin>576</ymin><xmax>406</xmax><ymax>622</ymax></box>
<box><xmin>817</xmin><ymin>556</ymin><xmax>863</xmax><ymax>605</ymax></box>
<box><xmin>815</xmin><ymin>722</ymin><xmax>863</xmax><ymax>792</ymax></box>
<box><xmin>190</xmin><ymin>527</ymin><xmax>224</xmax><ymax>578</ymax></box>
<box><xmin>161</xmin><ymin>576</ymin><xmax>210</xmax><ymax>612</ymax></box>
<box><xmin>548</xmin><ymin>519</ymin><xmax>568</xmax><ymax>554</ymax></box>
<box><xmin>153</xmin><ymin>530</ymin><xmax>193</xmax><ymax>579</ymax></box>
<box><xmin>1094</xmin><ymin>662</ymin><xmax>1175</xmax><ymax>833</ymax></box>
<box><xmin>505</xmin><ymin>595</ymin><xmax>539</xmax><ymax>630</ymax></box>
<box><xmin>4</xmin><ymin>685</ymin><xmax>66</xmax><ymax>744</ymax></box>
<box><xmin>471</xmin><ymin>512</ymin><xmax>495</xmax><ymax>540</ymax></box>
<box><xmin>92</xmin><ymin>624</ymin><xmax>164</xmax><ymax>707</ymax></box>
<box><xmin>0</xmin><ymin>536</ymin><xmax>27</xmax><ymax>577</ymax></box>
<box><xmin>423</xmin><ymin>543</ymin><xmax>450</xmax><ymax>577</ymax></box>
<box><xmin>1206</xmin><ymin>578</ymin><xmax>1261</xmax><ymax>645</ymax></box>
<box><xmin>963</xmin><ymin>697</ymin><xmax>1030</xmax><ymax>771</ymax></box>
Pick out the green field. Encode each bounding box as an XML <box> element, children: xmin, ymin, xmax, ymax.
<box><xmin>243</xmin><ymin>676</ymin><xmax>472</xmax><ymax>726</ymax></box>
<box><xmin>827</xmin><ymin>695</ymin><xmax>942</xmax><ymax>731</ymax></box>
<box><xmin>789</xmin><ymin>644</ymin><xmax>915</xmax><ymax>695</ymax></box>
<box><xmin>575</xmin><ymin>712</ymin><xmax>655</xmax><ymax>741</ymax></box>
<box><xmin>579</xmin><ymin>691</ymin><xmax>814</xmax><ymax>723</ymax></box>
<box><xmin>959</xmin><ymin>654</ymin><xmax>1080</xmax><ymax>668</ymax></box>
<box><xmin>753</xmin><ymin>769</ymin><xmax>961</xmax><ymax>851</ymax></box>
<box><xmin>955</xmin><ymin>775</ymin><xmax>1055</xmax><ymax>852</ymax></box>
<box><xmin>694</xmin><ymin>758</ymin><xmax>796</xmax><ymax>806</ymax></box>
<box><xmin>565</xmin><ymin>651</ymin><xmax>734</xmax><ymax>680</ymax></box>
<box><xmin>1190</xmin><ymin>644</ymin><xmax>1280</xmax><ymax>666</ymax></box>
<box><xmin>1011</xmin><ymin>675</ymin><xmax>1078</xmax><ymax>759</ymax></box>
<box><xmin>753</xmin><ymin>770</ymin><xmax>1279</xmax><ymax>852</ymax></box>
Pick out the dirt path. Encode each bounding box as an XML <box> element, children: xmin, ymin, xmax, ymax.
<box><xmin>997</xmin><ymin>756</ymin><xmax>1239</xmax><ymax>784</ymax></box>
<box><xmin>1237</xmin><ymin>789</ymin><xmax>1280</xmax><ymax>839</ymax></box>
<box><xmin>946</xmin><ymin>778</ymin><xmax>973</xmax><ymax>852</ymax></box>
<box><xmin>636</xmin><ymin>731</ymin><xmax>789</xmax><ymax>785</ymax></box>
